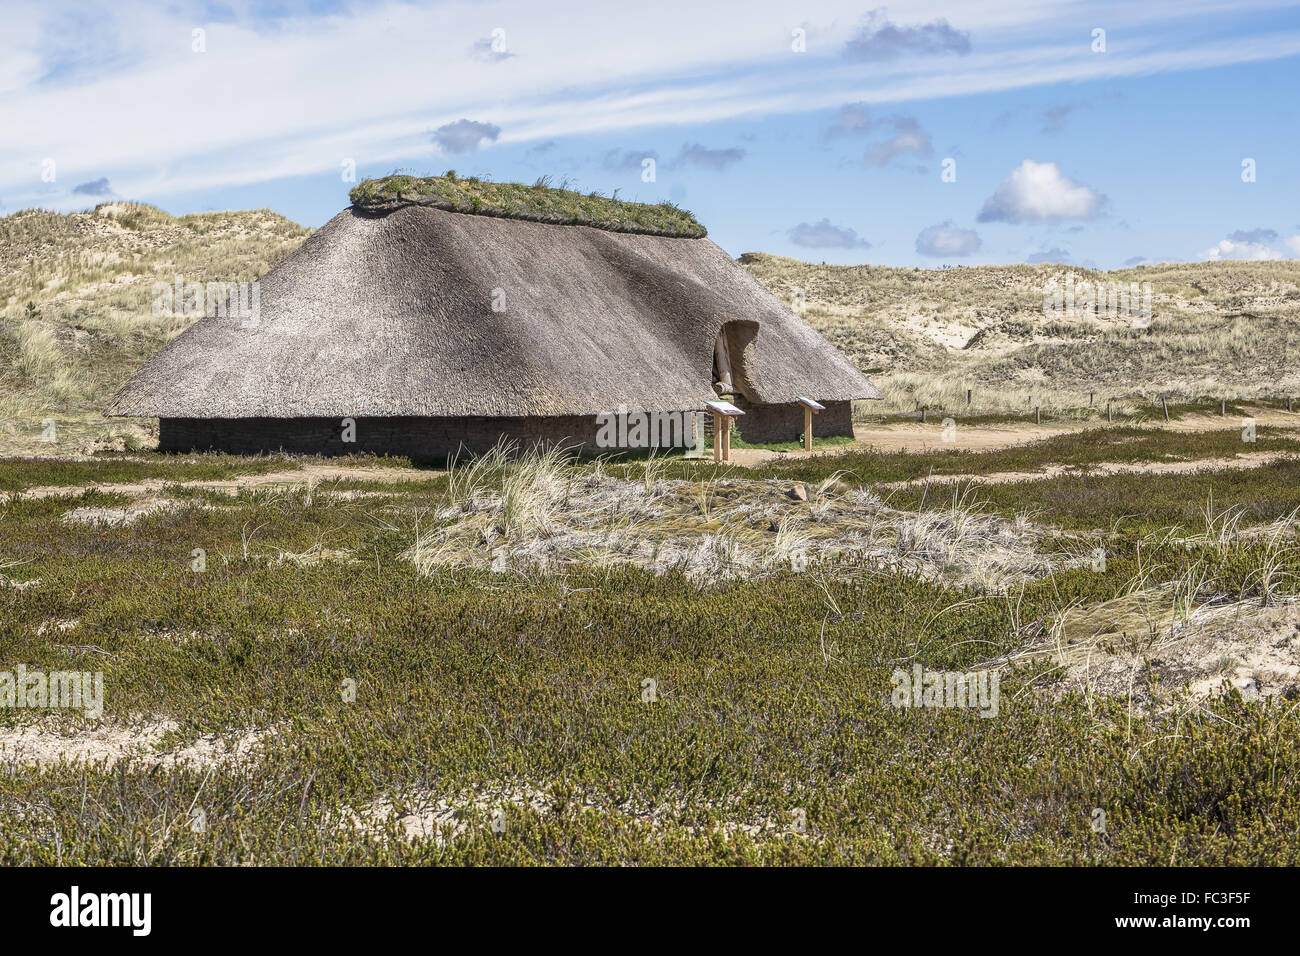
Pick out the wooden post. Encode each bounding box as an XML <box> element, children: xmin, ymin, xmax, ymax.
<box><xmin>1089</xmin><ymin>391</ymin><xmax>1094</xmax><ymax>406</ymax></box>
<box><xmin>712</xmin><ymin>411</ymin><xmax>722</xmax><ymax>462</ymax></box>
<box><xmin>721</xmin><ymin>415</ymin><xmax>731</xmax><ymax>462</ymax></box>
<box><xmin>1107</xmin><ymin>400</ymin><xmax>1113</xmax><ymax>423</ymax></box>
<box><xmin>967</xmin><ymin>389</ymin><xmax>972</xmax><ymax>406</ymax></box>
<box><xmin>921</xmin><ymin>407</ymin><xmax>927</xmax><ymax>423</ymax></box>
<box><xmin>1220</xmin><ymin>399</ymin><xmax>1226</xmax><ymax>416</ymax></box>
<box><xmin>1035</xmin><ymin>406</ymin><xmax>1040</xmax><ymax>425</ymax></box>
<box><xmin>804</xmin><ymin>405</ymin><xmax>813</xmax><ymax>452</ymax></box>
<box><xmin>1289</xmin><ymin>397</ymin><xmax>1294</xmax><ymax>413</ymax></box>
<box><xmin>1161</xmin><ymin>396</ymin><xmax>1169</xmax><ymax>421</ymax></box>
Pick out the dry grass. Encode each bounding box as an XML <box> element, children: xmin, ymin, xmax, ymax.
<box><xmin>740</xmin><ymin>253</ymin><xmax>1300</xmax><ymax>417</ymax></box>
<box><xmin>406</xmin><ymin>446</ymin><xmax>1052</xmax><ymax>587</ymax></box>
<box><xmin>0</xmin><ymin>202</ymin><xmax>309</xmax><ymax>455</ymax></box>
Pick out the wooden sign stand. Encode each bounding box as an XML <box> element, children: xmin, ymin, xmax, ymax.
<box><xmin>796</xmin><ymin>396</ymin><xmax>825</xmax><ymax>452</ymax></box>
<box><xmin>705</xmin><ymin>400</ymin><xmax>744</xmax><ymax>463</ymax></box>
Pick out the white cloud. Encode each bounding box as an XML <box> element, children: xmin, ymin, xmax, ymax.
<box><xmin>1199</xmin><ymin>237</ymin><xmax>1281</xmax><ymax>260</ymax></box>
<box><xmin>977</xmin><ymin>159</ymin><xmax>1104</xmax><ymax>223</ymax></box>
<box><xmin>915</xmin><ymin>221</ymin><xmax>980</xmax><ymax>257</ymax></box>
<box><xmin>1198</xmin><ymin>227</ymin><xmax>1300</xmax><ymax>260</ymax></box>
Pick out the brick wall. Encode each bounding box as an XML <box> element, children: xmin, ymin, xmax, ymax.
<box><xmin>159</xmin><ymin>403</ymin><xmax>855</xmax><ymax>460</ymax></box>
<box><xmin>159</xmin><ymin>416</ymin><xmax>605</xmax><ymax>461</ymax></box>
<box><xmin>732</xmin><ymin>399</ymin><xmax>854</xmax><ymax>443</ymax></box>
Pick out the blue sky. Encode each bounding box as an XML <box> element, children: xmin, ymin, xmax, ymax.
<box><xmin>4</xmin><ymin>0</ymin><xmax>1299</xmax><ymax>268</ymax></box>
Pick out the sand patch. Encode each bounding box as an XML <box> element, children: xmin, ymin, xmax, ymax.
<box><xmin>61</xmin><ymin>496</ymin><xmax>177</xmax><ymax>526</ymax></box>
<box><xmin>1001</xmin><ymin>593</ymin><xmax>1300</xmax><ymax>711</ymax></box>
<box><xmin>877</xmin><ymin>451</ymin><xmax>1291</xmax><ymax>491</ymax></box>
<box><xmin>0</xmin><ymin>717</ymin><xmax>273</xmax><ymax>769</ymax></box>
<box><xmin>0</xmin><ymin>578</ymin><xmax>41</xmax><ymax>590</ymax></box>
<box><xmin>6</xmin><ymin>462</ymin><xmax>437</xmax><ymax>503</ymax></box>
<box><xmin>342</xmin><ymin>784</ymin><xmax>812</xmax><ymax>846</ymax></box>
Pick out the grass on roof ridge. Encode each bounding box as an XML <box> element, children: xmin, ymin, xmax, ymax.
<box><xmin>349</xmin><ymin>172</ymin><xmax>706</xmax><ymax>238</ymax></box>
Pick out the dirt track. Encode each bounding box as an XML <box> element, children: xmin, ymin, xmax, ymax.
<box><xmin>7</xmin><ymin>408</ymin><xmax>1299</xmax><ymax>497</ymax></box>
<box><xmin>727</xmin><ymin>407</ymin><xmax>1300</xmax><ymax>467</ymax></box>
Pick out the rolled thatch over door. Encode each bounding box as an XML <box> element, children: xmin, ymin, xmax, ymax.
<box><xmin>714</xmin><ymin>320</ymin><xmax>759</xmax><ymax>399</ymax></box>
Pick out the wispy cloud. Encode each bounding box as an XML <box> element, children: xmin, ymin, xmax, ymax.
<box><xmin>1040</xmin><ymin>103</ymin><xmax>1079</xmax><ymax>134</ymax></box>
<box><xmin>2</xmin><ymin>1</ymin><xmax>1297</xmax><ymax>212</ymax></box>
<box><xmin>825</xmin><ymin>102</ymin><xmax>872</xmax><ymax>138</ymax></box>
<box><xmin>672</xmin><ymin>143</ymin><xmax>745</xmax><ymax>171</ymax></box>
<box><xmin>432</xmin><ymin>119</ymin><xmax>501</xmax><ymax>154</ymax></box>
<box><xmin>788</xmin><ymin>218</ymin><xmax>871</xmax><ymax>249</ymax></box>
<box><xmin>863</xmin><ymin>115</ymin><xmax>931</xmax><ymax>167</ymax></box>
<box><xmin>1228</xmin><ymin>227</ymin><xmax>1278</xmax><ymax>244</ymax></box>
<box><xmin>603</xmin><ymin>148</ymin><xmax>658</xmax><ymax>172</ymax></box>
<box><xmin>843</xmin><ymin>8</ymin><xmax>971</xmax><ymax>61</ymax></box>
<box><xmin>71</xmin><ymin>177</ymin><xmax>111</xmax><ymax>196</ymax></box>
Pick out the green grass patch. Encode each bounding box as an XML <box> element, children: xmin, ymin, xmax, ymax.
<box><xmin>349</xmin><ymin>173</ymin><xmax>706</xmax><ymax>238</ymax></box>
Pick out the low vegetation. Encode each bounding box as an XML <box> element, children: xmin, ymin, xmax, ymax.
<box><xmin>349</xmin><ymin>172</ymin><xmax>706</xmax><ymax>237</ymax></box>
<box><xmin>2</xmin><ymin>430</ymin><xmax>1300</xmax><ymax>865</ymax></box>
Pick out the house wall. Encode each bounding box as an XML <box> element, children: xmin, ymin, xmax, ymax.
<box><xmin>158</xmin><ymin>402</ymin><xmax>855</xmax><ymax>459</ymax></box>
<box><xmin>159</xmin><ymin>416</ymin><xmax>602</xmax><ymax>461</ymax></box>
<box><xmin>732</xmin><ymin>399</ymin><xmax>854</xmax><ymax>443</ymax></box>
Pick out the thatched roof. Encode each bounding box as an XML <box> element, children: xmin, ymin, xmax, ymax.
<box><xmin>106</xmin><ymin>192</ymin><xmax>881</xmax><ymax>419</ymax></box>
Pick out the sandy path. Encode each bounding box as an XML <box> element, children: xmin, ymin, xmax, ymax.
<box><xmin>7</xmin><ymin>407</ymin><xmax>1299</xmax><ymax>493</ymax></box>
<box><xmin>725</xmin><ymin>406</ymin><xmax>1300</xmax><ymax>467</ymax></box>
<box><xmin>875</xmin><ymin>451</ymin><xmax>1292</xmax><ymax>490</ymax></box>
<box><xmin>4</xmin><ymin>462</ymin><xmax>441</xmax><ymax>502</ymax></box>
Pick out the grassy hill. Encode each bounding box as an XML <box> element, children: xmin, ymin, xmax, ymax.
<box><xmin>740</xmin><ymin>253</ymin><xmax>1300</xmax><ymax>418</ymax></box>
<box><xmin>0</xmin><ymin>203</ymin><xmax>310</xmax><ymax>455</ymax></box>
<box><xmin>4</xmin><ymin>203</ymin><xmax>1300</xmax><ymax>454</ymax></box>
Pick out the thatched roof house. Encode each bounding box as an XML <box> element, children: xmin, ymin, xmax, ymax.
<box><xmin>107</xmin><ymin>175</ymin><xmax>880</xmax><ymax>458</ymax></box>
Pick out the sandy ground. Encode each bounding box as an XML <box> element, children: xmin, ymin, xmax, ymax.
<box><xmin>876</xmin><ymin>451</ymin><xmax>1292</xmax><ymax>491</ymax></box>
<box><xmin>7</xmin><ymin>406</ymin><xmax>1299</xmax><ymax>494</ymax></box>
<box><xmin>1044</xmin><ymin>598</ymin><xmax>1300</xmax><ymax>712</ymax></box>
<box><xmin>3</xmin><ymin>462</ymin><xmax>438</xmax><ymax>503</ymax></box>
<box><xmin>723</xmin><ymin>408</ymin><xmax>1300</xmax><ymax>469</ymax></box>
<box><xmin>0</xmin><ymin>717</ymin><xmax>272</xmax><ymax>768</ymax></box>
<box><xmin>343</xmin><ymin>784</ymin><xmax>806</xmax><ymax>846</ymax></box>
